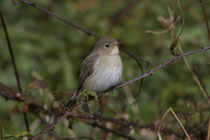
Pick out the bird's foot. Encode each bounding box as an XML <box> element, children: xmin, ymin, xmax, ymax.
<box><xmin>80</xmin><ymin>90</ymin><xmax>98</xmax><ymax>101</ymax></box>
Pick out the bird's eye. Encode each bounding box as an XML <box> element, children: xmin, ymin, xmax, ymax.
<box><xmin>105</xmin><ymin>44</ymin><xmax>110</xmax><ymax>48</ymax></box>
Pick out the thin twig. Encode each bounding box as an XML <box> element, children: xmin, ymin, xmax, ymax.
<box><xmin>19</xmin><ymin>0</ymin><xmax>100</xmax><ymax>38</ymax></box>
<box><xmin>156</xmin><ymin>108</ymin><xmax>171</xmax><ymax>137</ymax></box>
<box><xmin>116</xmin><ymin>46</ymin><xmax>210</xmax><ymax>89</ymax></box>
<box><xmin>68</xmin><ymin>113</ymin><xmax>184</xmax><ymax>138</ymax></box>
<box><xmin>0</xmin><ymin>10</ymin><xmax>30</xmax><ymax>132</ymax></box>
<box><xmin>23</xmin><ymin>113</ymin><xmax>30</xmax><ymax>132</ymax></box>
<box><xmin>207</xmin><ymin>117</ymin><xmax>210</xmax><ymax>140</ymax></box>
<box><xmin>37</xmin><ymin>114</ymin><xmax>78</xmax><ymax>140</ymax></box>
<box><xmin>146</xmin><ymin>3</ymin><xmax>210</xmax><ymax>102</ymax></box>
<box><xmin>169</xmin><ymin>0</ymin><xmax>185</xmax><ymax>55</ymax></box>
<box><xmin>156</xmin><ymin>107</ymin><xmax>191</xmax><ymax>140</ymax></box>
<box><xmin>90</xmin><ymin>122</ymin><xmax>136</xmax><ymax>140</ymax></box>
<box><xmin>68</xmin><ymin>113</ymin><xmax>142</xmax><ymax>128</ymax></box>
<box><xmin>62</xmin><ymin>137</ymin><xmax>95</xmax><ymax>140</ymax></box>
<box><xmin>120</xmin><ymin>47</ymin><xmax>144</xmax><ymax>94</ymax></box>
<box><xmin>170</xmin><ymin>0</ymin><xmax>210</xmax><ymax>101</ymax></box>
<box><xmin>31</xmin><ymin>100</ymin><xmax>86</xmax><ymax>140</ymax></box>
<box><xmin>0</xmin><ymin>10</ymin><xmax>22</xmax><ymax>95</ymax></box>
<box><xmin>199</xmin><ymin>0</ymin><xmax>210</xmax><ymax>42</ymax></box>
<box><xmin>0</xmin><ymin>82</ymin><xmax>49</xmax><ymax>113</ymax></box>
<box><xmin>0</xmin><ymin>116</ymin><xmax>2</xmax><ymax>140</ymax></box>
<box><xmin>170</xmin><ymin>108</ymin><xmax>190</xmax><ymax>140</ymax></box>
<box><xmin>178</xmin><ymin>45</ymin><xmax>210</xmax><ymax>101</ymax></box>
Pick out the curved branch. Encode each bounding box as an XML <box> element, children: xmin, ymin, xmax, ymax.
<box><xmin>19</xmin><ymin>0</ymin><xmax>100</xmax><ymax>38</ymax></box>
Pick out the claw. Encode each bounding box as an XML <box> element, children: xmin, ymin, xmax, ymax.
<box><xmin>80</xmin><ymin>90</ymin><xmax>98</xmax><ymax>101</ymax></box>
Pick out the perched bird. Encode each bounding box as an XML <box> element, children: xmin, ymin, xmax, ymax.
<box><xmin>66</xmin><ymin>36</ymin><xmax>123</xmax><ymax>107</ymax></box>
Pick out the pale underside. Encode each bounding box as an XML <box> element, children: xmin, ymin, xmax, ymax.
<box><xmin>82</xmin><ymin>52</ymin><xmax>123</xmax><ymax>94</ymax></box>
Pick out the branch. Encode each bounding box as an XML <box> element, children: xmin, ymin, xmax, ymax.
<box><xmin>68</xmin><ymin>113</ymin><xmax>185</xmax><ymax>138</ymax></box>
<box><xmin>90</xmin><ymin>122</ymin><xmax>136</xmax><ymax>140</ymax></box>
<box><xmin>0</xmin><ymin>10</ymin><xmax>30</xmax><ymax>132</ymax></box>
<box><xmin>156</xmin><ymin>107</ymin><xmax>190</xmax><ymax>140</ymax></box>
<box><xmin>172</xmin><ymin>0</ymin><xmax>209</xmax><ymax>101</ymax></box>
<box><xmin>0</xmin><ymin>118</ymin><xmax>2</xmax><ymax>140</ymax></box>
<box><xmin>0</xmin><ymin>10</ymin><xmax>22</xmax><ymax>95</ymax></box>
<box><xmin>62</xmin><ymin>137</ymin><xmax>94</xmax><ymax>140</ymax></box>
<box><xmin>30</xmin><ymin>45</ymin><xmax>210</xmax><ymax>140</ymax></box>
<box><xmin>0</xmin><ymin>82</ymin><xmax>185</xmax><ymax>139</ymax></box>
<box><xmin>199</xmin><ymin>0</ymin><xmax>210</xmax><ymax>42</ymax></box>
<box><xmin>116</xmin><ymin>46</ymin><xmax>210</xmax><ymax>89</ymax></box>
<box><xmin>31</xmin><ymin>100</ymin><xmax>86</xmax><ymax>140</ymax></box>
<box><xmin>145</xmin><ymin>5</ymin><xmax>209</xmax><ymax>101</ymax></box>
<box><xmin>169</xmin><ymin>0</ymin><xmax>185</xmax><ymax>55</ymax></box>
<box><xmin>19</xmin><ymin>0</ymin><xmax>100</xmax><ymax>38</ymax></box>
<box><xmin>207</xmin><ymin>117</ymin><xmax>210</xmax><ymax>140</ymax></box>
<box><xmin>119</xmin><ymin>47</ymin><xmax>144</xmax><ymax>94</ymax></box>
<box><xmin>0</xmin><ymin>84</ymin><xmax>185</xmax><ymax>139</ymax></box>
<box><xmin>0</xmin><ymin>82</ymin><xmax>48</xmax><ymax>113</ymax></box>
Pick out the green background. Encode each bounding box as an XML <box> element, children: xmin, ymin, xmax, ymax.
<box><xmin>0</xmin><ymin>0</ymin><xmax>209</xmax><ymax>139</ymax></box>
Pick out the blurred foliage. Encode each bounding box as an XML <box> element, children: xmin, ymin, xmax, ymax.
<box><xmin>0</xmin><ymin>0</ymin><xmax>210</xmax><ymax>139</ymax></box>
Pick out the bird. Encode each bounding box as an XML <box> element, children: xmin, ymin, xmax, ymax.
<box><xmin>66</xmin><ymin>36</ymin><xmax>123</xmax><ymax>108</ymax></box>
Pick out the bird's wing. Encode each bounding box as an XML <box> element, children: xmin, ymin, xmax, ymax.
<box><xmin>65</xmin><ymin>52</ymin><xmax>99</xmax><ymax>108</ymax></box>
<box><xmin>77</xmin><ymin>52</ymin><xmax>99</xmax><ymax>90</ymax></box>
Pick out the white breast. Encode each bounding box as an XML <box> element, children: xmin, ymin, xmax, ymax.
<box><xmin>83</xmin><ymin>54</ymin><xmax>123</xmax><ymax>93</ymax></box>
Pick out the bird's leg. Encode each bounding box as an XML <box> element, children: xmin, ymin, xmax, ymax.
<box><xmin>79</xmin><ymin>90</ymin><xmax>98</xmax><ymax>101</ymax></box>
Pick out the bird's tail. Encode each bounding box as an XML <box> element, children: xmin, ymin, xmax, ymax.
<box><xmin>65</xmin><ymin>90</ymin><xmax>79</xmax><ymax>109</ymax></box>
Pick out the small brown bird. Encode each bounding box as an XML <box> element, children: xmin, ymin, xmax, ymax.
<box><xmin>66</xmin><ymin>36</ymin><xmax>123</xmax><ymax>107</ymax></box>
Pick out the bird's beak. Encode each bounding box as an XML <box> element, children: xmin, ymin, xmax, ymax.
<box><xmin>116</xmin><ymin>42</ymin><xmax>123</xmax><ymax>46</ymax></box>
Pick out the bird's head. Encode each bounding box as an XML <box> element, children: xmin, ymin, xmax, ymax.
<box><xmin>94</xmin><ymin>36</ymin><xmax>122</xmax><ymax>55</ymax></box>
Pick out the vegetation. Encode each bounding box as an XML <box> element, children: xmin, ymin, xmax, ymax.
<box><xmin>0</xmin><ymin>0</ymin><xmax>210</xmax><ymax>139</ymax></box>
